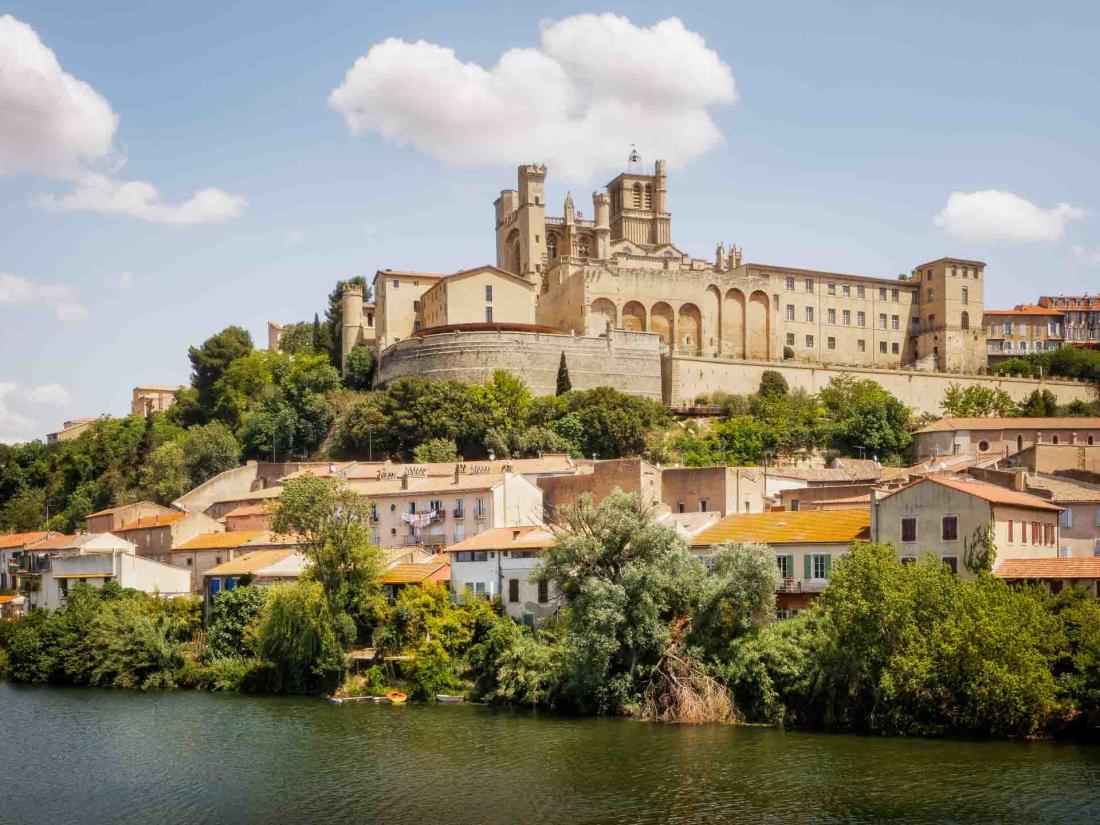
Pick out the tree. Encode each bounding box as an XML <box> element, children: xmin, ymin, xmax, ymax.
<box><xmin>941</xmin><ymin>383</ymin><xmax>1017</xmax><ymax>418</ymax></box>
<box><xmin>556</xmin><ymin>352</ymin><xmax>572</xmax><ymax>395</ymax></box>
<box><xmin>412</xmin><ymin>438</ymin><xmax>460</xmax><ymax>463</ymax></box>
<box><xmin>758</xmin><ymin>370</ymin><xmax>789</xmax><ymax>399</ymax></box>
<box><xmin>343</xmin><ymin>344</ymin><xmax>374</xmax><ymax>390</ymax></box>
<box><xmin>185</xmin><ymin>326</ymin><xmax>253</xmax><ymax>423</ymax></box>
<box><xmin>312</xmin><ymin>313</ymin><xmax>323</xmax><ymax>352</ymax></box>
<box><xmin>819</xmin><ymin>376</ymin><xmax>912</xmax><ymax>465</ymax></box>
<box><xmin>206</xmin><ymin>584</ymin><xmax>269</xmax><ymax>659</ymax></box>
<box><xmin>141</xmin><ymin>441</ymin><xmax>191</xmax><ymax>504</ymax></box>
<box><xmin>257</xmin><ymin>581</ymin><xmax>345</xmax><ymax>693</ymax></box>
<box><xmin>1019</xmin><ymin>389</ymin><xmax>1059</xmax><ymax>417</ymax></box>
<box><xmin>183</xmin><ymin>421</ymin><xmax>240</xmax><ymax>485</ymax></box>
<box><xmin>276</xmin><ymin>322</ymin><xmax>317</xmax><ymax>354</ymax></box>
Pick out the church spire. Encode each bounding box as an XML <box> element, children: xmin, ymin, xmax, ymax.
<box><xmin>564</xmin><ymin>191</ymin><xmax>575</xmax><ymax>224</ymax></box>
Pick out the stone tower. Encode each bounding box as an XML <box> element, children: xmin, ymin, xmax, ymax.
<box><xmin>912</xmin><ymin>258</ymin><xmax>986</xmax><ymax>373</ymax></box>
<box><xmin>605</xmin><ymin>156</ymin><xmax>671</xmax><ymax>246</ymax></box>
<box><xmin>494</xmin><ymin>164</ymin><xmax>547</xmax><ymax>276</ymax></box>
<box><xmin>341</xmin><ymin>282</ymin><xmax>364</xmax><ymax>373</ymax></box>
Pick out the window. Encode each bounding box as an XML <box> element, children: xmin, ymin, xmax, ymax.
<box><xmin>1061</xmin><ymin>509</ymin><xmax>1073</xmax><ymax>529</ymax></box>
<box><xmin>805</xmin><ymin>279</ymin><xmax>814</xmax><ymax>293</ymax></box>
<box><xmin>943</xmin><ymin>556</ymin><xmax>959</xmax><ymax>574</ymax></box>
<box><xmin>776</xmin><ymin>555</ymin><xmax>793</xmax><ymax>578</ymax></box>
<box><xmin>827</xmin><ymin>282</ymin><xmax>836</xmax><ymax>295</ymax></box>
<box><xmin>978</xmin><ymin>440</ymin><xmax>990</xmax><ymax>452</ymax></box>
<box><xmin>879</xmin><ymin>288</ymin><xmax>887</xmax><ymax>301</ymax></box>
<box><xmin>892</xmin><ymin>289</ymin><xmax>899</xmax><ymax>302</ymax></box>
<box><xmin>901</xmin><ymin>516</ymin><xmax>917</xmax><ymax>542</ymax></box>
<box><xmin>879</xmin><ymin>341</ymin><xmax>887</xmax><ymax>354</ymax></box>
<box><xmin>842</xmin><ymin>284</ymin><xmax>851</xmax><ymax>297</ymax></box>
<box><xmin>1032</xmin><ymin>521</ymin><xmax>1041</xmax><ymax>545</ymax></box>
<box><xmin>485</xmin><ymin>284</ymin><xmax>493</xmax><ymax>302</ymax></box>
<box><xmin>891</xmin><ymin>315</ymin><xmax>899</xmax><ymax>330</ymax></box>
<box><xmin>827</xmin><ymin>336</ymin><xmax>836</xmax><ymax>350</ymax></box>
<box><xmin>485</xmin><ymin>306</ymin><xmax>493</xmax><ymax>323</ymax></box>
<box><xmin>900</xmin><ymin>556</ymin><xmax>917</xmax><ymax>565</ymax></box>
<box><xmin>857</xmin><ymin>311</ymin><xmax>866</xmax><ymax>327</ymax></box>
<box><xmin>790</xmin><ymin>499</ymin><xmax>800</xmax><ymax>511</ymax></box>
<box><xmin>474</xmin><ymin>497</ymin><xmax>486</xmax><ymax>517</ymax></box>
<box><xmin>888</xmin><ymin>342</ymin><xmax>897</xmax><ymax>354</ymax></box>
<box><xmin>811</xmin><ymin>553</ymin><xmax>830</xmax><ymax>579</ymax></box>
<box><xmin>786</xmin><ymin>333</ymin><xmax>795</xmax><ymax>346</ymax></box>
<box><xmin>1021</xmin><ymin>520</ymin><xmax>1028</xmax><ymax>544</ymax></box>
<box><xmin>942</xmin><ymin>515</ymin><xmax>959</xmax><ymax>541</ymax></box>
<box><xmin>805</xmin><ymin>306</ymin><xmax>814</xmax><ymax>322</ymax></box>
<box><xmin>857</xmin><ymin>285</ymin><xmax>865</xmax><ymax>298</ymax></box>
<box><xmin>1096</xmin><ymin>507</ymin><xmax>1100</xmax><ymax>528</ymax></box>
<box><xmin>677</xmin><ymin>502</ymin><xmax>685</xmax><ymax>514</ymax></box>
<box><xmin>912</xmin><ymin>317</ymin><xmax>920</xmax><ymax>333</ymax></box>
<box><xmin>926</xmin><ymin>288</ymin><xmax>934</xmax><ymax>301</ymax></box>
<box><xmin>786</xmin><ymin>304</ymin><xmax>795</xmax><ymax>321</ymax></box>
<box><xmin>412</xmin><ymin>299</ymin><xmax>421</xmax><ymax>312</ymax></box>
<box><xmin>537</xmin><ymin>579</ymin><xmax>549</xmax><ymax>603</ymax></box>
<box><xmin>1044</xmin><ymin>523</ymin><xmax>1054</xmax><ymax>545</ymax></box>
<box><xmin>827</xmin><ymin>308</ymin><xmax>836</xmax><ymax>324</ymax></box>
<box><xmin>879</xmin><ymin>313</ymin><xmax>887</xmax><ymax>329</ymax></box>
<box><xmin>806</xmin><ymin>335</ymin><xmax>814</xmax><ymax>348</ymax></box>
<box><xmin>843</xmin><ymin>310</ymin><xmax>851</xmax><ymax>326</ymax></box>
<box><xmin>699</xmin><ymin>499</ymin><xmax>708</xmax><ymax>511</ymax></box>
<box><xmin>392</xmin><ymin>279</ymin><xmax>399</xmax><ymax>288</ymax></box>
<box><xmin>786</xmin><ymin>276</ymin><xmax>795</xmax><ymax>291</ymax></box>
<box><xmin>962</xmin><ymin>286</ymin><xmax>969</xmax><ymax>305</ymax></box>
<box><xmin>857</xmin><ymin>339</ymin><xmax>866</xmax><ymax>352</ymax></box>
<box><xmin>1008</xmin><ymin>520</ymin><xmax>1014</xmax><ymax>542</ymax></box>
<box><xmin>508</xmin><ymin>578</ymin><xmax>519</xmax><ymax>603</ymax></box>
<box><xmin>928</xmin><ymin>314</ymin><xmax>935</xmax><ymax>328</ymax></box>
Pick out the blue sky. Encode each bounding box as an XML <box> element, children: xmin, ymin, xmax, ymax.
<box><xmin>1</xmin><ymin>1</ymin><xmax>1097</xmax><ymax>441</ymax></box>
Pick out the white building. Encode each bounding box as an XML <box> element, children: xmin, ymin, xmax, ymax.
<box><xmin>445</xmin><ymin>526</ymin><xmax>559</xmax><ymax>625</ymax></box>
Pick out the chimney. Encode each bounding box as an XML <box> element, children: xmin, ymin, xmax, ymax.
<box><xmin>454</xmin><ymin>465</ymin><xmax>461</xmax><ymax>484</ymax></box>
<box><xmin>401</xmin><ymin>473</ymin><xmax>409</xmax><ymax>490</ymax></box>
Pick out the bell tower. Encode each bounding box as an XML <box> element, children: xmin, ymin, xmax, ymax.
<box><xmin>605</xmin><ymin>151</ymin><xmax>672</xmax><ymax>247</ymax></box>
<box><xmin>494</xmin><ymin>164</ymin><xmax>546</xmax><ymax>276</ymax></box>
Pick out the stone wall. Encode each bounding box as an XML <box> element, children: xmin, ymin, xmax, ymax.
<box><xmin>375</xmin><ymin>328</ymin><xmax>664</xmax><ymax>400</ymax></box>
<box><xmin>667</xmin><ymin>355</ymin><xmax>1097</xmax><ymax>415</ymax></box>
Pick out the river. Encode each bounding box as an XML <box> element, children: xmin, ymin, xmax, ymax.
<box><xmin>2</xmin><ymin>684</ymin><xmax>1098</xmax><ymax>824</ymax></box>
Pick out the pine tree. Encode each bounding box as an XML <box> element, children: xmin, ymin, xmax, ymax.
<box><xmin>556</xmin><ymin>351</ymin><xmax>572</xmax><ymax>395</ymax></box>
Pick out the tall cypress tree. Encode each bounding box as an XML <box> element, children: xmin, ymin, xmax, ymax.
<box><xmin>556</xmin><ymin>351</ymin><xmax>572</xmax><ymax>395</ymax></box>
<box><xmin>312</xmin><ymin>313</ymin><xmax>322</xmax><ymax>352</ymax></box>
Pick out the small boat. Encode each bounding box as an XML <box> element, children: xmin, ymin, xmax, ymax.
<box><xmin>436</xmin><ymin>694</ymin><xmax>464</xmax><ymax>704</ymax></box>
<box><xmin>386</xmin><ymin>690</ymin><xmax>408</xmax><ymax>704</ymax></box>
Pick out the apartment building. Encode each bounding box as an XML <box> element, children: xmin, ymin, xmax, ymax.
<box><xmin>913</xmin><ymin>417</ymin><xmax>1100</xmax><ymax>461</ymax></box>
<box><xmin>983</xmin><ymin>306</ymin><xmax>1064</xmax><ymax>363</ymax></box>
<box><xmin>445</xmin><ymin>526</ymin><xmax>558</xmax><ymax>624</ymax></box>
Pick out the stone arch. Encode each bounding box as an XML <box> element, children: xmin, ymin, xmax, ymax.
<box><xmin>704</xmin><ymin>285</ymin><xmax>721</xmax><ymax>354</ymax></box>
<box><xmin>632</xmin><ymin>183</ymin><xmax>643</xmax><ymax>208</ymax></box>
<box><xmin>588</xmin><ymin>298</ymin><xmax>617</xmax><ymax>337</ymax></box>
<box><xmin>722</xmin><ymin>288</ymin><xmax>746</xmax><ymax>358</ymax></box>
<box><xmin>651</xmin><ymin>302</ymin><xmax>674</xmax><ymax>346</ymax></box>
<box><xmin>622</xmin><ymin>301</ymin><xmax>646</xmax><ymax>332</ymax></box>
<box><xmin>961</xmin><ymin>311</ymin><xmax>970</xmax><ymax>330</ymax></box>
<box><xmin>747</xmin><ymin>290</ymin><xmax>770</xmax><ymax>360</ymax></box>
<box><xmin>677</xmin><ymin>303</ymin><xmax>702</xmax><ymax>353</ymax></box>
<box><xmin>505</xmin><ymin>228</ymin><xmax>521</xmax><ymax>274</ymax></box>
<box><xmin>546</xmin><ymin>232</ymin><xmax>559</xmax><ymax>261</ymax></box>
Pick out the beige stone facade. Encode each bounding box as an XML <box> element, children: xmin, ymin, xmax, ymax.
<box><xmin>131</xmin><ymin>385</ymin><xmax>182</xmax><ymax>417</ymax></box>
<box><xmin>984</xmin><ymin>306</ymin><xmax>1065</xmax><ymax>363</ymax></box>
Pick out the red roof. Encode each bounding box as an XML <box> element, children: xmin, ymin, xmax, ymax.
<box><xmin>116</xmin><ymin>512</ymin><xmax>185</xmax><ymax>531</ymax></box>
<box><xmin>996</xmin><ymin>558</ymin><xmax>1100</xmax><ymax>579</ymax></box>
<box><xmin>0</xmin><ymin>531</ymin><xmax>50</xmax><ymax>550</ymax></box>
<box><xmin>880</xmin><ymin>475</ymin><xmax>1063</xmax><ymax>512</ymax></box>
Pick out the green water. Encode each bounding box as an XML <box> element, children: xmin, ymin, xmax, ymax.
<box><xmin>1</xmin><ymin>683</ymin><xmax>1098</xmax><ymax>824</ymax></box>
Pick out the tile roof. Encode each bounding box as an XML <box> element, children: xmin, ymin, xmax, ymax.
<box><xmin>444</xmin><ymin>525</ymin><xmax>556</xmax><ymax>552</ymax></box>
<box><xmin>983</xmin><ymin>305</ymin><xmax>1063</xmax><ymax>317</ymax></box>
<box><xmin>691</xmin><ymin>510</ymin><xmax>871</xmax><ymax>548</ymax></box>
<box><xmin>0</xmin><ymin>531</ymin><xmax>50</xmax><ymax>549</ymax></box>
<box><xmin>996</xmin><ymin>558</ymin><xmax>1100</xmax><ymax>579</ymax></box>
<box><xmin>382</xmin><ymin>558</ymin><xmax>451</xmax><ymax>585</ymax></box>
<box><xmin>224</xmin><ymin>503</ymin><xmax>272</xmax><ymax>518</ymax></box>
<box><xmin>915</xmin><ymin>417</ymin><xmax>1100</xmax><ymax>434</ymax></box>
<box><xmin>86</xmin><ymin>501</ymin><xmax>166</xmax><ymax>518</ymax></box>
<box><xmin>203</xmin><ymin>548</ymin><xmax>302</xmax><ymax>577</ymax></box>
<box><xmin>174</xmin><ymin>530</ymin><xmax>295</xmax><ymax>551</ymax></box>
<box><xmin>1025</xmin><ymin>474</ymin><xmax>1100</xmax><ymax>504</ymax></box>
<box><xmin>116</xmin><ymin>512</ymin><xmax>185</xmax><ymax>531</ymax></box>
<box><xmin>882</xmin><ymin>475</ymin><xmax>1063</xmax><ymax>512</ymax></box>
<box><xmin>27</xmin><ymin>534</ymin><xmax>78</xmax><ymax>551</ymax></box>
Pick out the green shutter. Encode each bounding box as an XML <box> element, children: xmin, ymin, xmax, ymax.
<box><xmin>824</xmin><ymin>554</ymin><xmax>832</xmax><ymax>578</ymax></box>
<box><xmin>786</xmin><ymin>555</ymin><xmax>795</xmax><ymax>578</ymax></box>
<box><xmin>803</xmin><ymin>554</ymin><xmax>812</xmax><ymax>578</ymax></box>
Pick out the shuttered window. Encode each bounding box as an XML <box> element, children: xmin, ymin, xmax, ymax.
<box><xmin>901</xmin><ymin>517</ymin><xmax>917</xmax><ymax>542</ymax></box>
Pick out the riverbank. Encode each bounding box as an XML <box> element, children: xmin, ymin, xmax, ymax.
<box><xmin>3</xmin><ymin>683</ymin><xmax>1100</xmax><ymax>824</ymax></box>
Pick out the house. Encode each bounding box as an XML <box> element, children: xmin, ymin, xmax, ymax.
<box><xmin>37</xmin><ymin>543</ymin><xmax>191</xmax><ymax>611</ymax></box>
<box><xmin>23</xmin><ymin>533</ymin><xmax>143</xmax><ymax>608</ymax></box>
<box><xmin>913</xmin><ymin>417</ymin><xmax>1100</xmax><ymax>462</ymax></box>
<box><xmin>995</xmin><ymin>557</ymin><xmax>1100</xmax><ymax>596</ymax></box>
<box><xmin>381</xmin><ymin>555</ymin><xmax>452</xmax><ymax>599</ymax></box>
<box><xmin>202</xmin><ymin>548</ymin><xmax>311</xmax><ymax>618</ymax></box>
<box><xmin>538</xmin><ymin>457</ymin><xmax>662</xmax><ymax>517</ymax></box>
<box><xmin>112</xmin><ymin>510</ymin><xmax>223</xmax><ymax>556</ymax></box>
<box><xmin>691</xmin><ymin>510</ymin><xmax>872</xmax><ymax>615</ymax></box>
<box><xmin>223</xmin><ymin>503</ymin><xmax>272</xmax><ymax>532</ymax></box>
<box><xmin>445</xmin><ymin>526</ymin><xmax>558</xmax><ymax>623</ymax></box>
<box><xmin>0</xmin><ymin>593</ymin><xmax>26</xmax><ymax>618</ymax></box>
<box><xmin>1012</xmin><ymin>473</ymin><xmax>1100</xmax><ymax>559</ymax></box>
<box><xmin>779</xmin><ymin>485</ymin><xmax>875</xmax><ymax>512</ymax></box>
<box><xmin>45</xmin><ymin>417</ymin><xmax>95</xmax><ymax>444</ymax></box>
<box><xmin>0</xmin><ymin>531</ymin><xmax>52</xmax><ymax>592</ymax></box>
<box><xmin>167</xmin><ymin>530</ymin><xmax>300</xmax><ymax>592</ymax></box>
<box><xmin>873</xmin><ymin>475</ymin><xmax>1063</xmax><ymax>575</ymax></box>
<box><xmin>1012</xmin><ymin>443</ymin><xmax>1100</xmax><ymax>475</ymax></box>
<box><xmin>85</xmin><ymin>501</ymin><xmax>176</xmax><ymax>534</ymax></box>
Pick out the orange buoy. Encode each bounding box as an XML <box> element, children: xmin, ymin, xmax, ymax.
<box><xmin>386</xmin><ymin>691</ymin><xmax>407</xmax><ymax>704</ymax></box>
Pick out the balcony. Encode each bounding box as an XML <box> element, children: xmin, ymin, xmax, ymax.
<box><xmin>776</xmin><ymin>577</ymin><xmax>828</xmax><ymax>594</ymax></box>
<box><xmin>453</xmin><ymin>508</ymin><xmax>465</xmax><ymax>519</ymax></box>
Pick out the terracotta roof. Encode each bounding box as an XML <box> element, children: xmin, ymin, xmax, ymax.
<box><xmin>224</xmin><ymin>503</ymin><xmax>272</xmax><ymax>518</ymax></box>
<box><xmin>691</xmin><ymin>510</ymin><xmax>871</xmax><ymax>548</ymax></box>
<box><xmin>382</xmin><ymin>558</ymin><xmax>451</xmax><ymax>585</ymax></box>
<box><xmin>983</xmin><ymin>305</ymin><xmax>1063</xmax><ymax>317</ymax></box>
<box><xmin>996</xmin><ymin>558</ymin><xmax>1100</xmax><ymax>580</ymax></box>
<box><xmin>1025</xmin><ymin>474</ymin><xmax>1100</xmax><ymax>503</ymax></box>
<box><xmin>203</xmin><ymin>548</ymin><xmax>302</xmax><ymax>577</ymax></box>
<box><xmin>767</xmin><ymin>466</ymin><xmax>883</xmax><ymax>483</ymax></box>
<box><xmin>444</xmin><ymin>525</ymin><xmax>556</xmax><ymax>553</ymax></box>
<box><xmin>27</xmin><ymin>534</ymin><xmax>78</xmax><ymax>551</ymax></box>
<box><xmin>0</xmin><ymin>594</ymin><xmax>24</xmax><ymax>604</ymax></box>
<box><xmin>882</xmin><ymin>475</ymin><xmax>1063</xmax><ymax>512</ymax></box>
<box><xmin>174</xmin><ymin>530</ymin><xmax>294</xmax><ymax>551</ymax></box>
<box><xmin>0</xmin><ymin>531</ymin><xmax>50</xmax><ymax>549</ymax></box>
<box><xmin>86</xmin><ymin>501</ymin><xmax>165</xmax><ymax>518</ymax></box>
<box><xmin>116</xmin><ymin>512</ymin><xmax>185</xmax><ymax>531</ymax></box>
<box><xmin>915</xmin><ymin>417</ymin><xmax>1100</xmax><ymax>434</ymax></box>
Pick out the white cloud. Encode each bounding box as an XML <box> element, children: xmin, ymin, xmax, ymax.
<box><xmin>113</xmin><ymin>271</ymin><xmax>135</xmax><ymax>290</ymax></box>
<box><xmin>37</xmin><ymin>173</ymin><xmax>246</xmax><ymax>225</ymax></box>
<box><xmin>0</xmin><ymin>381</ymin><xmax>71</xmax><ymax>443</ymax></box>
<box><xmin>934</xmin><ymin>190</ymin><xmax>1086</xmax><ymax>243</ymax></box>
<box><xmin>330</xmin><ymin>14</ymin><xmax>736</xmax><ymax>181</ymax></box>
<box><xmin>0</xmin><ymin>271</ymin><xmax>89</xmax><ymax>322</ymax></box>
<box><xmin>0</xmin><ymin>14</ymin><xmax>244</xmax><ymax>225</ymax></box>
<box><xmin>1072</xmin><ymin>246</ymin><xmax>1100</xmax><ymax>266</ymax></box>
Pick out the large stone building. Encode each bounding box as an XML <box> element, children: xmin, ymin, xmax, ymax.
<box><xmin>339</xmin><ymin>154</ymin><xmax>1095</xmax><ymax>410</ymax></box>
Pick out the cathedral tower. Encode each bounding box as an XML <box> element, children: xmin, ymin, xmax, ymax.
<box><xmin>494</xmin><ymin>164</ymin><xmax>547</xmax><ymax>276</ymax></box>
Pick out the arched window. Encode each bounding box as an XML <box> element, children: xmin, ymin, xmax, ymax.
<box><xmin>511</xmin><ymin>242</ymin><xmax>522</xmax><ymax>274</ymax></box>
<box><xmin>1052</xmin><ymin>435</ymin><xmax>1060</xmax><ymax>445</ymax></box>
<box><xmin>577</xmin><ymin>237</ymin><xmax>590</xmax><ymax>259</ymax></box>
<box><xmin>632</xmin><ymin>183</ymin><xmax>642</xmax><ymax>208</ymax></box>
<box><xmin>644</xmin><ymin>184</ymin><xmax>652</xmax><ymax>209</ymax></box>
<box><xmin>961</xmin><ymin>311</ymin><xmax>969</xmax><ymax>330</ymax></box>
<box><xmin>546</xmin><ymin>233</ymin><xmax>558</xmax><ymax>260</ymax></box>
<box><xmin>1089</xmin><ymin>435</ymin><xmax>1095</xmax><ymax>445</ymax></box>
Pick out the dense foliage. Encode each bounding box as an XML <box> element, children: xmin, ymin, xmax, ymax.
<box><xmin>994</xmin><ymin>346</ymin><xmax>1100</xmax><ymax>384</ymax></box>
<box><xmin>941</xmin><ymin>382</ymin><xmax>1100</xmax><ymax>418</ymax></box>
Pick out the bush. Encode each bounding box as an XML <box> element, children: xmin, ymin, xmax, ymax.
<box><xmin>256</xmin><ymin>581</ymin><xmax>345</xmax><ymax>694</ymax></box>
<box><xmin>206</xmin><ymin>585</ymin><xmax>268</xmax><ymax>660</ymax></box>
<box><xmin>406</xmin><ymin>639</ymin><xmax>459</xmax><ymax>699</ymax></box>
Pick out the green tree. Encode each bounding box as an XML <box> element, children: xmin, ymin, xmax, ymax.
<box><xmin>343</xmin><ymin>344</ymin><xmax>374</xmax><ymax>390</ymax></box>
<box><xmin>819</xmin><ymin>376</ymin><xmax>912</xmax><ymax>464</ymax></box>
<box><xmin>412</xmin><ymin>438</ymin><xmax>460</xmax><ymax>463</ymax></box>
<box><xmin>256</xmin><ymin>581</ymin><xmax>345</xmax><ymax>693</ymax></box>
<box><xmin>941</xmin><ymin>383</ymin><xmax>1018</xmax><ymax>417</ymax></box>
<box><xmin>141</xmin><ymin>441</ymin><xmax>192</xmax><ymax>504</ymax></box>
<box><xmin>325</xmin><ymin>276</ymin><xmax>369</xmax><ymax>367</ymax></box>
<box><xmin>206</xmin><ymin>584</ymin><xmax>269</xmax><ymax>659</ymax></box>
<box><xmin>1019</xmin><ymin>388</ymin><xmax>1059</xmax><ymax>417</ymax></box>
<box><xmin>276</xmin><ymin>322</ymin><xmax>317</xmax><ymax>354</ymax></box>
<box><xmin>758</xmin><ymin>370</ymin><xmax>789</xmax><ymax>399</ymax></box>
<box><xmin>556</xmin><ymin>352</ymin><xmax>572</xmax><ymax>395</ymax></box>
<box><xmin>185</xmin><ymin>326</ymin><xmax>253</xmax><ymax>423</ymax></box>
<box><xmin>183</xmin><ymin>421</ymin><xmax>240</xmax><ymax>485</ymax></box>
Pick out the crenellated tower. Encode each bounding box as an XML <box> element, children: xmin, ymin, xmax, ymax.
<box><xmin>494</xmin><ymin>164</ymin><xmax>546</xmax><ymax>276</ymax></box>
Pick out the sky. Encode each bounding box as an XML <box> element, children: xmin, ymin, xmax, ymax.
<box><xmin>1</xmin><ymin>0</ymin><xmax>1097</xmax><ymax>442</ymax></box>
